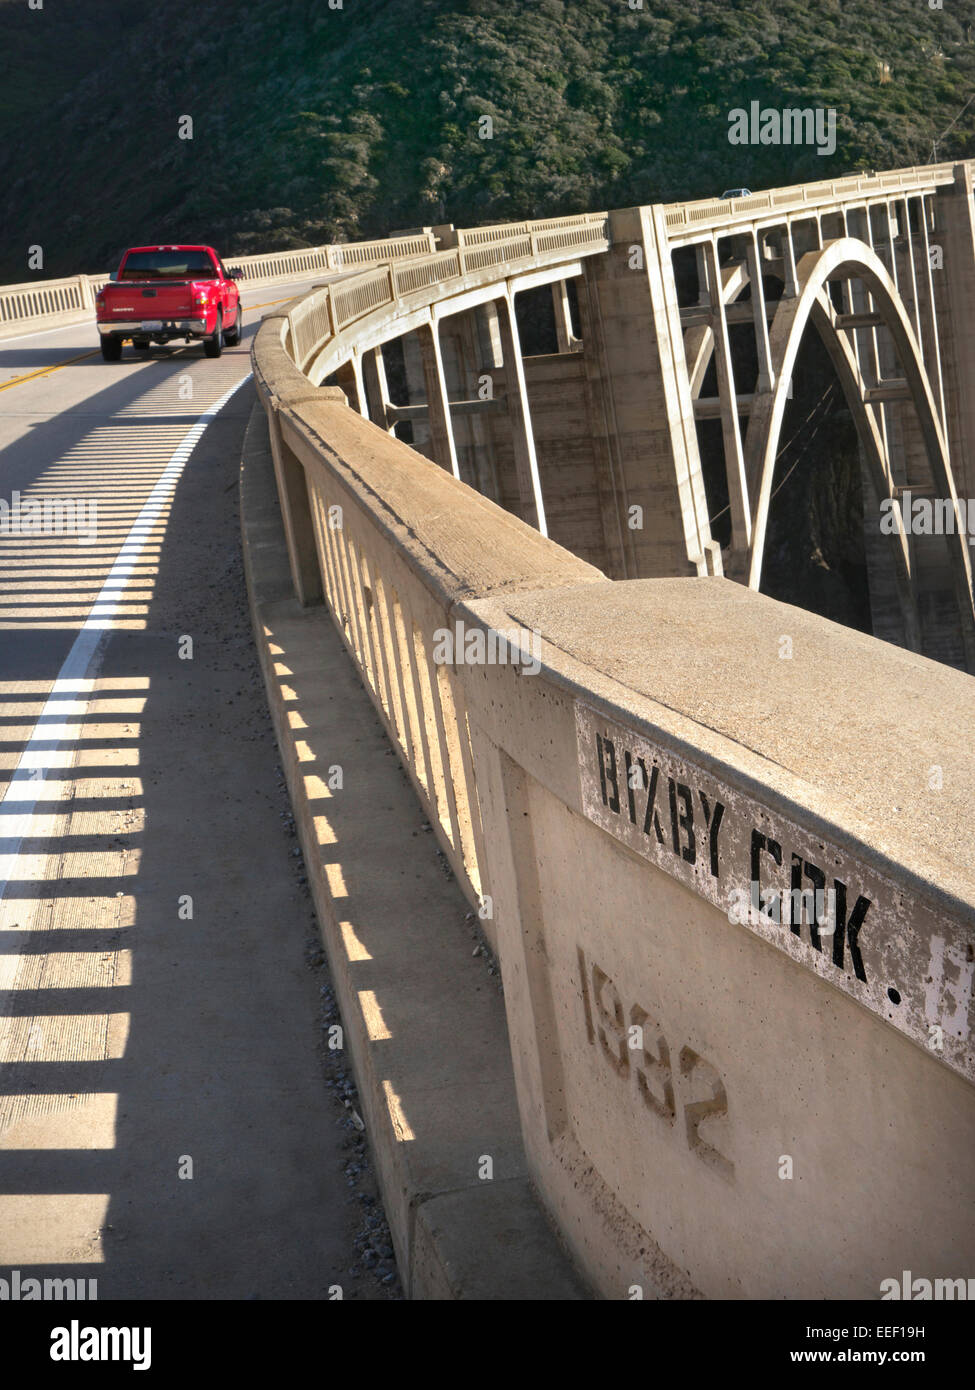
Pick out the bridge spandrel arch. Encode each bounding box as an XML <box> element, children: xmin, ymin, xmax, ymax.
<box><xmin>805</xmin><ymin>294</ymin><xmax>923</xmax><ymax>654</ymax></box>
<box><xmin>683</xmin><ymin>260</ymin><xmax>750</xmax><ymax>399</ymax></box>
<box><xmin>743</xmin><ymin>236</ymin><xmax>975</xmax><ymax>672</ymax></box>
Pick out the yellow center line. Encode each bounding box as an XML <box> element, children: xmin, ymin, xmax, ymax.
<box><xmin>246</xmin><ymin>295</ymin><xmax>303</xmax><ymax>310</ymax></box>
<box><xmin>0</xmin><ymin>292</ymin><xmax>306</xmax><ymax>393</ymax></box>
<box><xmin>0</xmin><ymin>351</ymin><xmax>99</xmax><ymax>393</ymax></box>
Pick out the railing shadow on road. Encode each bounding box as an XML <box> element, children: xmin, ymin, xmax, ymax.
<box><xmin>0</xmin><ymin>360</ymin><xmax>381</xmax><ymax>1297</ymax></box>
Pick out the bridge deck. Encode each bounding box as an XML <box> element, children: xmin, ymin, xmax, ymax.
<box><xmin>0</xmin><ymin>286</ymin><xmax>397</xmax><ymax>1297</ymax></box>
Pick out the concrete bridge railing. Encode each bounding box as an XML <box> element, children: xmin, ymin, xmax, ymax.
<box><xmin>252</xmin><ymin>211</ymin><xmax>609</xmax><ymax>908</ymax></box>
<box><xmin>252</xmin><ymin>191</ymin><xmax>975</xmax><ymax>1298</ymax></box>
<box><xmin>662</xmin><ymin>160</ymin><xmax>958</xmax><ymax>238</ymax></box>
<box><xmin>0</xmin><ymin>274</ymin><xmax>103</xmax><ymax>336</ymax></box>
<box><xmin>0</xmin><ymin>231</ymin><xmax>442</xmax><ymax>340</ymax></box>
<box><xmin>278</xmin><ymin>211</ymin><xmax>608</xmax><ymax>375</ymax></box>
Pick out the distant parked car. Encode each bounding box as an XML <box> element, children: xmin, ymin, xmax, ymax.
<box><xmin>720</xmin><ymin>188</ymin><xmax>753</xmax><ymax>199</ymax></box>
<box><xmin>95</xmin><ymin>244</ymin><xmax>244</xmax><ymax>361</ymax></box>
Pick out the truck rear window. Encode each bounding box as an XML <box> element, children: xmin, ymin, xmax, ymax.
<box><xmin>119</xmin><ymin>251</ymin><xmax>218</xmax><ymax>280</ymax></box>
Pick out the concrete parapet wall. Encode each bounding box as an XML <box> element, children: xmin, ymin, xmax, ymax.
<box><xmin>0</xmin><ymin>215</ymin><xmax>604</xmax><ymax>341</ymax></box>
<box><xmin>0</xmin><ymin>274</ymin><xmax>97</xmax><ymax>340</ymax></box>
<box><xmin>454</xmin><ymin>578</ymin><xmax>975</xmax><ymax>1297</ymax></box>
<box><xmin>266</xmin><ymin>385</ymin><xmax>603</xmax><ymax>935</ymax></box>
<box><xmin>661</xmin><ymin>160</ymin><xmax>958</xmax><ymax>244</ymax></box>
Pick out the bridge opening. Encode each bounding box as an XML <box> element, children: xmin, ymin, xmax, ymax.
<box><xmin>698</xmin><ymin>419</ymin><xmax>733</xmax><ymax>551</ymax></box>
<box><xmin>672</xmin><ymin>246</ymin><xmax>700</xmax><ymax>308</ymax></box>
<box><xmin>371</xmin><ymin>335</ymin><xmax>414</xmax><ymax>444</ymax></box>
<box><xmin>513</xmin><ymin>284</ymin><xmax>560</xmax><ymax>355</ymax></box>
<box><xmin>758</xmin><ymin>325</ymin><xmax>873</xmax><ymax>634</ymax></box>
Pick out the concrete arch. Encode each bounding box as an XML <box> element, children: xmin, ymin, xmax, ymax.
<box><xmin>682</xmin><ymin>240</ymin><xmax>921</xmax><ymax>648</ymax></box>
<box><xmin>684</xmin><ymin>260</ymin><xmax>749</xmax><ymax>397</ymax></box>
<box><xmin>683</xmin><ymin>243</ymin><xmax>919</xmax><ymax>637</ymax></box>
<box><xmin>743</xmin><ymin>237</ymin><xmax>975</xmax><ymax>663</ymax></box>
<box><xmin>806</xmin><ymin>293</ymin><xmax>923</xmax><ymax>652</ymax></box>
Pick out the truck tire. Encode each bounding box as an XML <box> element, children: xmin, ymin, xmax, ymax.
<box><xmin>225</xmin><ymin>302</ymin><xmax>243</xmax><ymax>346</ymax></box>
<box><xmin>100</xmin><ymin>337</ymin><xmax>123</xmax><ymax>362</ymax></box>
<box><xmin>203</xmin><ymin>311</ymin><xmax>223</xmax><ymax>358</ymax></box>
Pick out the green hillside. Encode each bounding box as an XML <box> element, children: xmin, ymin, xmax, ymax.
<box><xmin>1</xmin><ymin>0</ymin><xmax>974</xmax><ymax>280</ymax></box>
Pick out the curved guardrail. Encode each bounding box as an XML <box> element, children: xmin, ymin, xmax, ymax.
<box><xmin>252</xmin><ymin>210</ymin><xmax>609</xmax><ymax>906</ymax></box>
<box><xmin>0</xmin><ymin>232</ymin><xmax>441</xmax><ymax>339</ymax></box>
<box><xmin>250</xmin><ymin>180</ymin><xmax>975</xmax><ymax>1302</ymax></box>
<box><xmin>0</xmin><ymin>159</ymin><xmax>959</xmax><ymax>333</ymax></box>
<box><xmin>0</xmin><ymin>274</ymin><xmax>102</xmax><ymax>331</ymax></box>
<box><xmin>661</xmin><ymin>160</ymin><xmax>958</xmax><ymax>238</ymax></box>
<box><xmin>0</xmin><ymin>213</ymin><xmax>610</xmax><ymax>341</ymax></box>
<box><xmin>271</xmin><ymin>213</ymin><xmax>608</xmax><ymax>377</ymax></box>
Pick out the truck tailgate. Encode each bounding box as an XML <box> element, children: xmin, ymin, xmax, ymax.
<box><xmin>100</xmin><ymin>282</ymin><xmax>197</xmax><ymax>321</ymax></box>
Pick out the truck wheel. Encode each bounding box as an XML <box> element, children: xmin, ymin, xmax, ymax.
<box><xmin>203</xmin><ymin>311</ymin><xmax>223</xmax><ymax>358</ymax></box>
<box><xmin>225</xmin><ymin>302</ymin><xmax>243</xmax><ymax>346</ymax></box>
<box><xmin>100</xmin><ymin>337</ymin><xmax>123</xmax><ymax>362</ymax></box>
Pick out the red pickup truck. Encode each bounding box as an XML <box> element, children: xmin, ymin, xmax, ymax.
<box><xmin>95</xmin><ymin>244</ymin><xmax>244</xmax><ymax>361</ymax></box>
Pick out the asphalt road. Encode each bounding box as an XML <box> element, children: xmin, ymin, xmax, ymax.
<box><xmin>0</xmin><ymin>284</ymin><xmax>399</xmax><ymax>1299</ymax></box>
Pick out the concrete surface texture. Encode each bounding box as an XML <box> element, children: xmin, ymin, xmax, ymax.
<box><xmin>458</xmin><ymin>582</ymin><xmax>975</xmax><ymax>1298</ymax></box>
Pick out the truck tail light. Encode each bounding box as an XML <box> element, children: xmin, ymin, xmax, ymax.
<box><xmin>192</xmin><ymin>291</ymin><xmax>210</xmax><ymax>306</ymax></box>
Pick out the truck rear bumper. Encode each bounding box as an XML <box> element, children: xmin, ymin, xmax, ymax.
<box><xmin>98</xmin><ymin>319</ymin><xmax>208</xmax><ymax>338</ymax></box>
